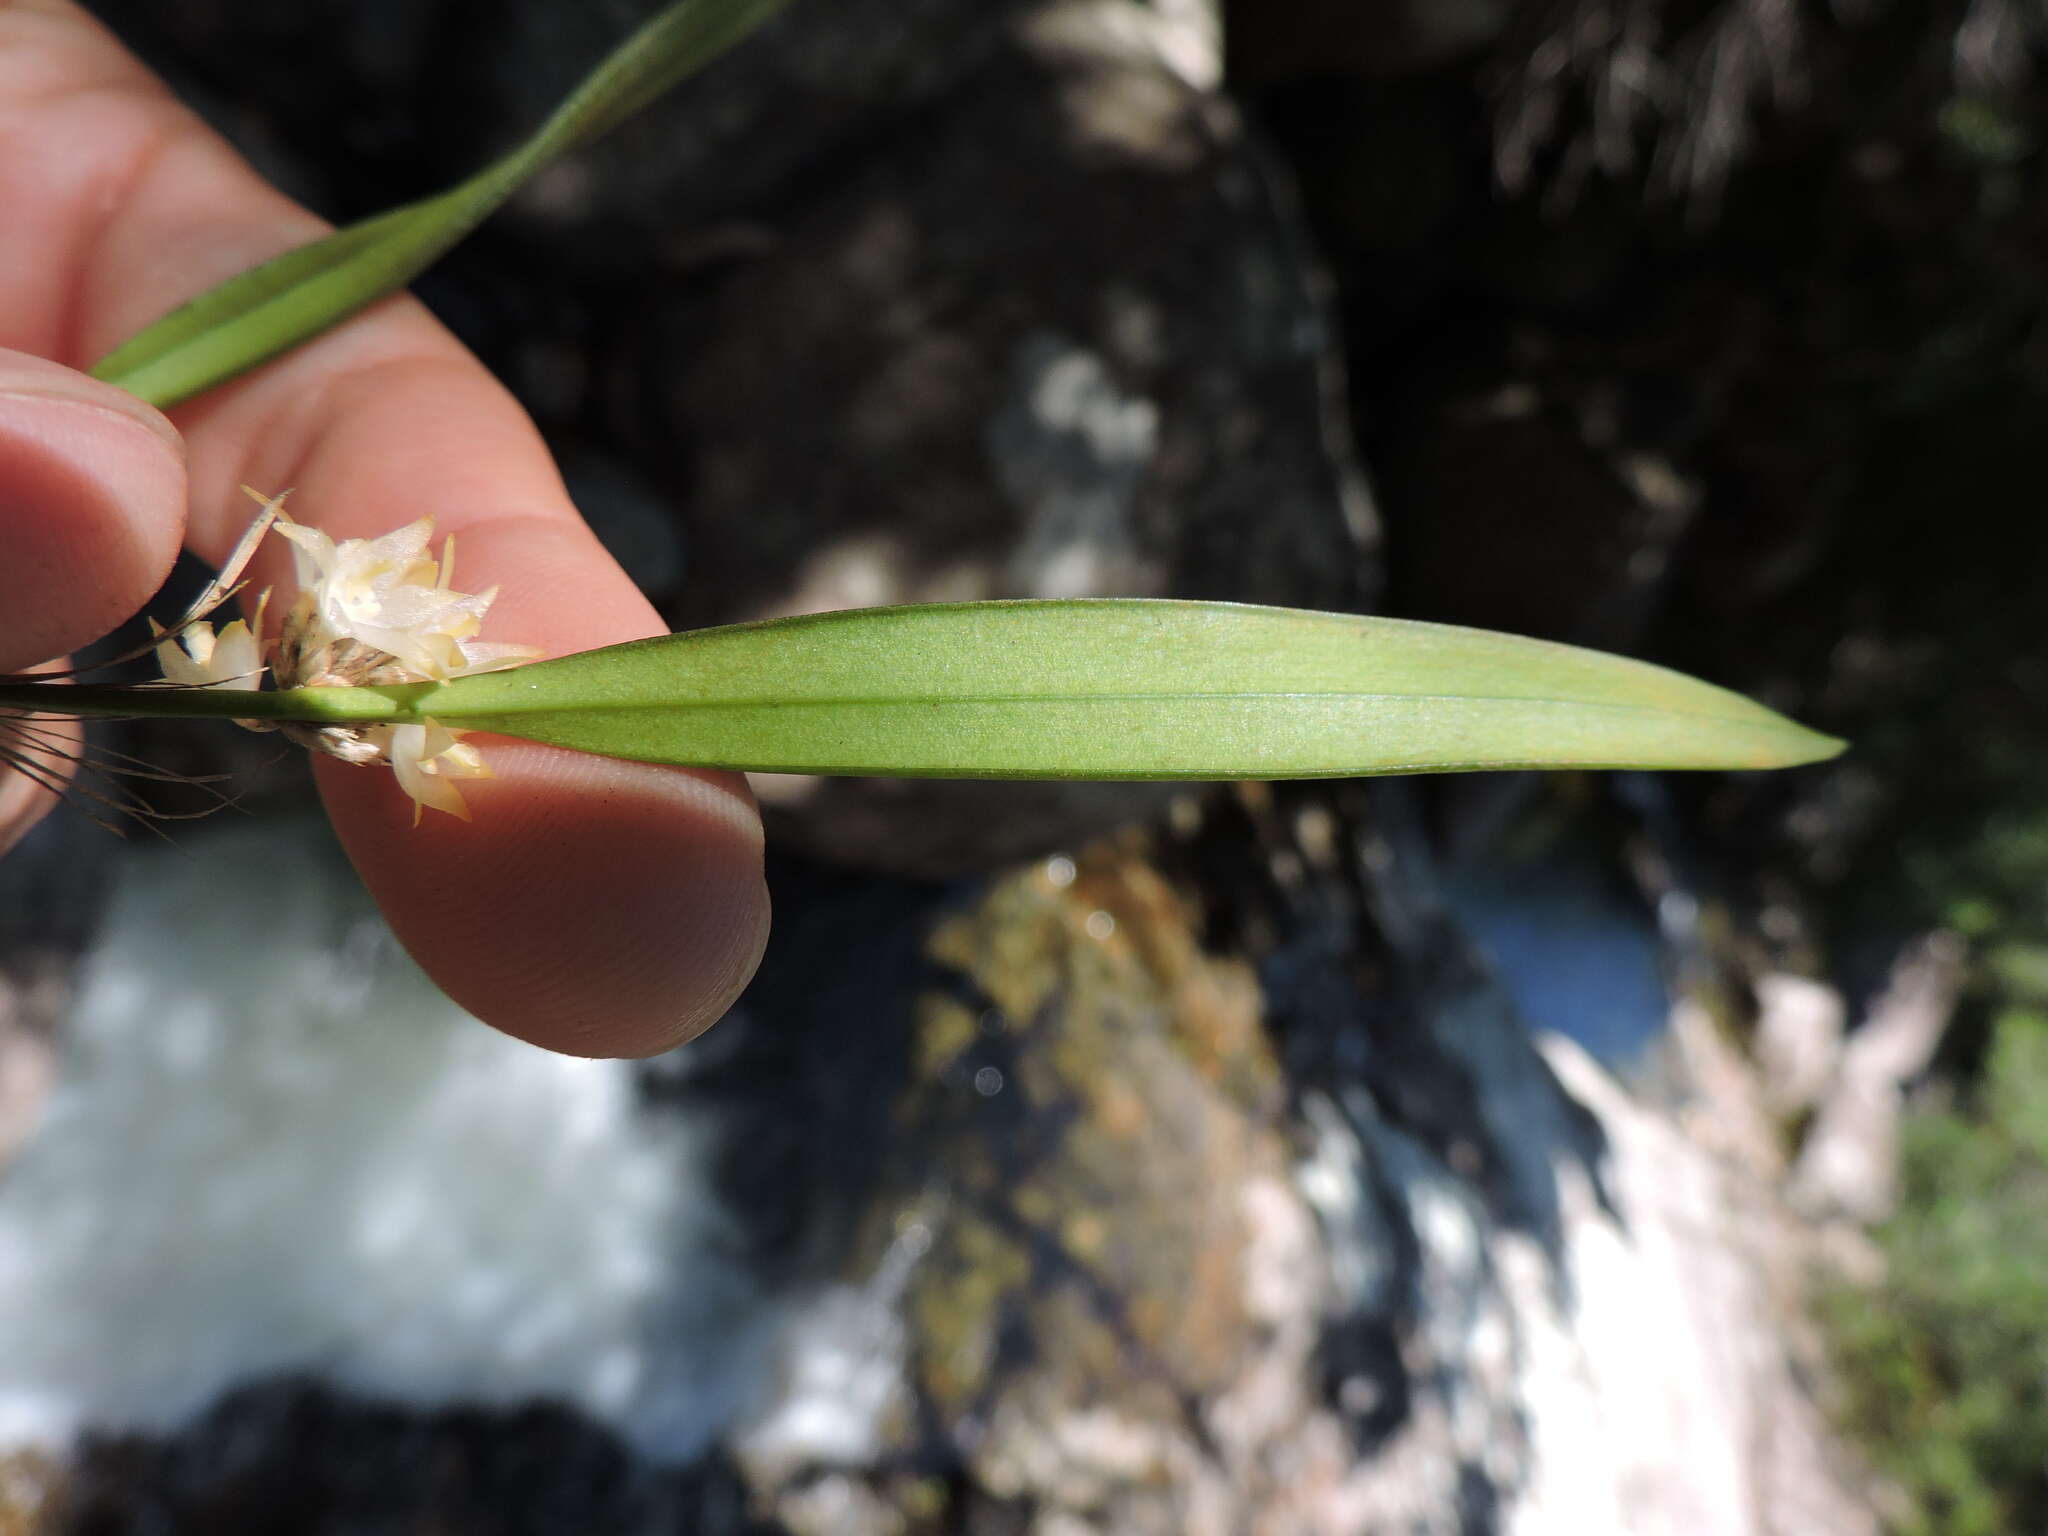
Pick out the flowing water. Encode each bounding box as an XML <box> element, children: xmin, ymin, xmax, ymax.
<box><xmin>0</xmin><ymin>816</ymin><xmax>776</xmax><ymax>1464</ymax></box>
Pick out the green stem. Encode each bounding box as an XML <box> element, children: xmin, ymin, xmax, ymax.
<box><xmin>0</xmin><ymin>681</ymin><xmax>422</xmax><ymax>725</ymax></box>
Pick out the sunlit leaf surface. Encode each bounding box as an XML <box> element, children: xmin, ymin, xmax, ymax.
<box><xmin>402</xmin><ymin>600</ymin><xmax>1844</xmax><ymax>779</ymax></box>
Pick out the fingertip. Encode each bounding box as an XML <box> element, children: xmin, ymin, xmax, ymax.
<box><xmin>317</xmin><ymin>743</ymin><xmax>770</xmax><ymax>1058</ymax></box>
<box><xmin>0</xmin><ymin>353</ymin><xmax>185</xmax><ymax>673</ymax></box>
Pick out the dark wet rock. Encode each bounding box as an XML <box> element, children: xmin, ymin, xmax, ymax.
<box><xmin>48</xmin><ymin>1378</ymin><xmax>778</xmax><ymax>1536</ymax></box>
<box><xmin>637</xmin><ymin>855</ymin><xmax>946</xmax><ymax>1287</ymax></box>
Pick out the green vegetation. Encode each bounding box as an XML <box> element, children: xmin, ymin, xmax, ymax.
<box><xmin>1825</xmin><ymin>1007</ymin><xmax>2048</xmax><ymax>1535</ymax></box>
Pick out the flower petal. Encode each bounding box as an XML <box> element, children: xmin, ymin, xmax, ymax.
<box><xmin>274</xmin><ymin>521</ymin><xmax>338</xmax><ymax>592</ymax></box>
<box><xmin>153</xmin><ymin>618</ymin><xmax>266</xmax><ymax>690</ymax></box>
<box><xmin>388</xmin><ymin>721</ymin><xmax>474</xmax><ymax>823</ymax></box>
<box><xmin>206</xmin><ymin>620</ymin><xmax>266</xmax><ymax>690</ymax></box>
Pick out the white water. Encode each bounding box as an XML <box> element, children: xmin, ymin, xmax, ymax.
<box><xmin>0</xmin><ymin>818</ymin><xmax>774</xmax><ymax>1462</ymax></box>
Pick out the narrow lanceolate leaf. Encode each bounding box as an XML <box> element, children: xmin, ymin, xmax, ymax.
<box><xmin>89</xmin><ymin>0</ymin><xmax>790</xmax><ymax>409</ymax></box>
<box><xmin>396</xmin><ymin>600</ymin><xmax>1844</xmax><ymax>779</ymax></box>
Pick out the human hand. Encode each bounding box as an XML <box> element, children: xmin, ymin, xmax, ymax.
<box><xmin>0</xmin><ymin>2</ymin><xmax>769</xmax><ymax>1056</ymax></box>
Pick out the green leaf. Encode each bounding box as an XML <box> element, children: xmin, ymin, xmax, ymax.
<box><xmin>0</xmin><ymin>602</ymin><xmax>1844</xmax><ymax>778</ymax></box>
<box><xmin>397</xmin><ymin>599</ymin><xmax>1844</xmax><ymax>779</ymax></box>
<box><xmin>89</xmin><ymin>0</ymin><xmax>790</xmax><ymax>409</ymax></box>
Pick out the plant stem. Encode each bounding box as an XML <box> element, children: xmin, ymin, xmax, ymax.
<box><xmin>0</xmin><ymin>682</ymin><xmax>419</xmax><ymax>725</ymax></box>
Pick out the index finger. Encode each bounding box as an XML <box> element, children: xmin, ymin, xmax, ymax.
<box><xmin>0</xmin><ymin>1</ymin><xmax>770</xmax><ymax>1055</ymax></box>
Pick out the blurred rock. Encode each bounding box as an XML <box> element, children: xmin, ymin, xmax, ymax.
<box><xmin>662</xmin><ymin>6</ymin><xmax>1370</xmax><ymax>626</ymax></box>
<box><xmin>470</xmin><ymin>0</ymin><xmax>1042</xmax><ymax>241</ymax></box>
<box><xmin>1753</xmin><ymin>971</ymin><xmax>1848</xmax><ymax>1119</ymax></box>
<box><xmin>557</xmin><ymin>442</ymin><xmax>691</xmax><ymax>607</ymax></box>
<box><xmin>1789</xmin><ymin>932</ymin><xmax>1966</xmax><ymax>1227</ymax></box>
<box><xmin>716</xmin><ymin>788</ymin><xmax>1875</xmax><ymax>1534</ymax></box>
<box><xmin>1225</xmin><ymin>0</ymin><xmax>1511</xmax><ymax>85</ymax></box>
<box><xmin>0</xmin><ymin>1448</ymin><xmax>61</xmax><ymax>1536</ymax></box>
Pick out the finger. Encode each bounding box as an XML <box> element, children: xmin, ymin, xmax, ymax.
<box><xmin>321</xmin><ymin>745</ymin><xmax>768</xmax><ymax>1057</ymax></box>
<box><xmin>0</xmin><ymin>3</ymin><xmax>769</xmax><ymax>1054</ymax></box>
<box><xmin>0</xmin><ymin>347</ymin><xmax>184</xmax><ymax>856</ymax></box>
<box><xmin>0</xmin><ymin>349</ymin><xmax>185</xmax><ymax>675</ymax></box>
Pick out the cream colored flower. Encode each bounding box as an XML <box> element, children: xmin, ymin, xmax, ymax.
<box><xmin>274</xmin><ymin>519</ymin><xmax>536</xmax><ymax>682</ymax></box>
<box><xmin>381</xmin><ymin>719</ymin><xmax>493</xmax><ymax>825</ymax></box>
<box><xmin>153</xmin><ymin>488</ymin><xmax>543</xmax><ymax>822</ymax></box>
<box><xmin>152</xmin><ymin>617</ymin><xmax>265</xmax><ymax>691</ymax></box>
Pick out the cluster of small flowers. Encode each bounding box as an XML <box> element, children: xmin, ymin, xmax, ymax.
<box><xmin>155</xmin><ymin>490</ymin><xmax>540</xmax><ymax>821</ymax></box>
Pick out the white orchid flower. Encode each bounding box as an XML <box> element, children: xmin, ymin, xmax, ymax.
<box><xmin>151</xmin><ymin>616</ymin><xmax>265</xmax><ymax>691</ymax></box>
<box><xmin>382</xmin><ymin>719</ymin><xmax>494</xmax><ymax>824</ymax></box>
<box><xmin>274</xmin><ymin>519</ymin><xmax>536</xmax><ymax>682</ymax></box>
<box><xmin>154</xmin><ymin>489</ymin><xmax>545</xmax><ymax>821</ymax></box>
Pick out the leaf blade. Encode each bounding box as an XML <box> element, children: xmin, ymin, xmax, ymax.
<box><xmin>408</xmin><ymin>599</ymin><xmax>1844</xmax><ymax>779</ymax></box>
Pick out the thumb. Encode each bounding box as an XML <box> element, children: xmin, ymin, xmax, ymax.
<box><xmin>0</xmin><ymin>350</ymin><xmax>186</xmax><ymax>675</ymax></box>
<box><xmin>0</xmin><ymin>352</ymin><xmax>187</xmax><ymax>853</ymax></box>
